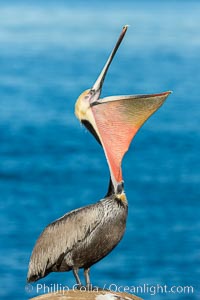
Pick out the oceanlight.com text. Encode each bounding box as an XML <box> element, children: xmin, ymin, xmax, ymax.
<box><xmin>104</xmin><ymin>283</ymin><xmax>194</xmax><ymax>296</ymax></box>
<box><xmin>25</xmin><ymin>282</ymin><xmax>194</xmax><ymax>296</ymax></box>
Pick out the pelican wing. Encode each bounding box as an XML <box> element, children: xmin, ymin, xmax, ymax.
<box><xmin>27</xmin><ymin>202</ymin><xmax>103</xmax><ymax>282</ymax></box>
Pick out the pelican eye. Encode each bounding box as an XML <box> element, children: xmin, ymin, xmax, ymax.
<box><xmin>89</xmin><ymin>89</ymin><xmax>95</xmax><ymax>95</ymax></box>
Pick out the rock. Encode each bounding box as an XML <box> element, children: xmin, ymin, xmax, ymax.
<box><xmin>29</xmin><ymin>290</ymin><xmax>143</xmax><ymax>300</ymax></box>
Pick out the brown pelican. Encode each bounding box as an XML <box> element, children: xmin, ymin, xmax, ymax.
<box><xmin>27</xmin><ymin>25</ymin><xmax>171</xmax><ymax>287</ymax></box>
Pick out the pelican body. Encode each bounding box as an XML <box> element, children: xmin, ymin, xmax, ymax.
<box><xmin>27</xmin><ymin>25</ymin><xmax>171</xmax><ymax>286</ymax></box>
<box><xmin>27</xmin><ymin>186</ymin><xmax>127</xmax><ymax>285</ymax></box>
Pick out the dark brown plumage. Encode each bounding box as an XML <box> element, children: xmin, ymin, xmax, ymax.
<box><xmin>27</xmin><ymin>188</ymin><xmax>127</xmax><ymax>287</ymax></box>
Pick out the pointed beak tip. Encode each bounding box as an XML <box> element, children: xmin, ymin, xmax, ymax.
<box><xmin>165</xmin><ymin>90</ymin><xmax>173</xmax><ymax>97</ymax></box>
<box><xmin>160</xmin><ymin>90</ymin><xmax>172</xmax><ymax>97</ymax></box>
<box><xmin>123</xmin><ymin>24</ymin><xmax>130</xmax><ymax>30</ymax></box>
<box><xmin>122</xmin><ymin>25</ymin><xmax>129</xmax><ymax>35</ymax></box>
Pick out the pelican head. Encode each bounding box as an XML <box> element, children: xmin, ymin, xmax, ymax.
<box><xmin>75</xmin><ymin>25</ymin><xmax>171</xmax><ymax>194</ymax></box>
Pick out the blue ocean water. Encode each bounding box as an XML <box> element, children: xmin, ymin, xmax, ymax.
<box><xmin>0</xmin><ymin>1</ymin><xmax>199</xmax><ymax>299</ymax></box>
